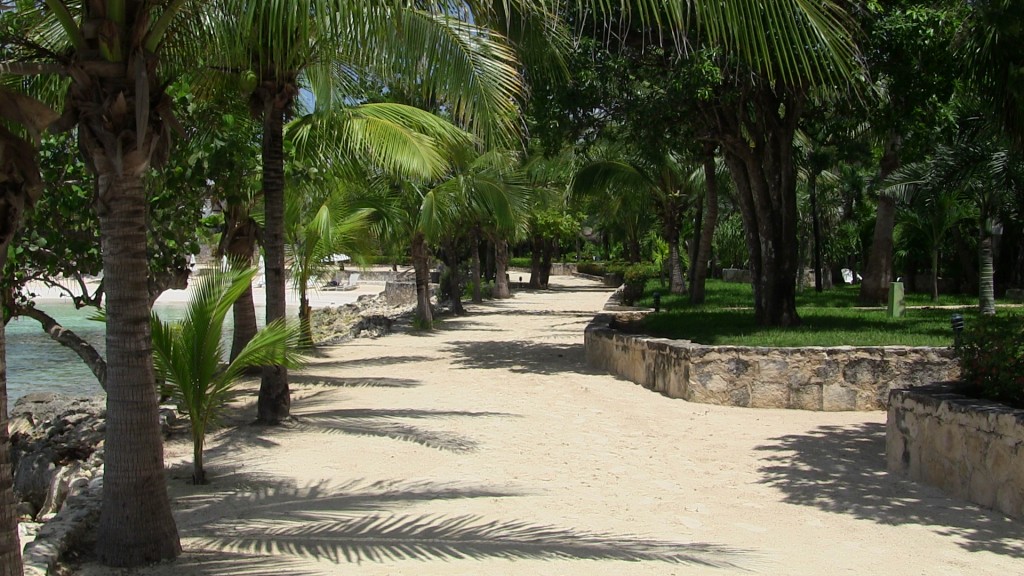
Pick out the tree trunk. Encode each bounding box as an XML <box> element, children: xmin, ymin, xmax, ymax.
<box><xmin>0</xmin><ymin>322</ymin><xmax>20</xmax><ymax>576</ymax></box>
<box><xmin>94</xmin><ymin>172</ymin><xmax>181</xmax><ymax>566</ymax></box>
<box><xmin>665</xmin><ymin>209</ymin><xmax>686</xmax><ymax>294</ymax></box>
<box><xmin>627</xmin><ymin>234</ymin><xmax>642</xmax><ymax>263</ymax></box>
<box><xmin>192</xmin><ymin>437</ymin><xmax>206</xmax><ymax>486</ymax></box>
<box><xmin>444</xmin><ymin>239</ymin><xmax>465</xmax><ymax>315</ymax></box>
<box><xmin>809</xmin><ymin>170</ymin><xmax>824</xmax><ymax>293</ymax></box>
<box><xmin>714</xmin><ymin>87</ymin><xmax>803</xmax><ymax>327</ymax></box>
<box><xmin>540</xmin><ymin>239</ymin><xmax>553</xmax><ymax>288</ymax></box>
<box><xmin>930</xmin><ymin>248</ymin><xmax>940</xmax><ymax>302</ymax></box>
<box><xmin>220</xmin><ymin>203</ymin><xmax>259</xmax><ymax>361</ymax></box>
<box><xmin>471</xmin><ymin>228</ymin><xmax>482</xmax><ymax>303</ymax></box>
<box><xmin>859</xmin><ymin>135</ymin><xmax>902</xmax><ymax>305</ymax></box>
<box><xmin>411</xmin><ymin>231</ymin><xmax>434</xmax><ymax>328</ymax></box>
<box><xmin>494</xmin><ymin>238</ymin><xmax>511</xmax><ymax>298</ymax></box>
<box><xmin>299</xmin><ymin>295</ymin><xmax>314</xmax><ymax>347</ymax></box>
<box><xmin>690</xmin><ymin>150</ymin><xmax>719</xmax><ymax>304</ymax></box>
<box><xmin>0</xmin><ymin>168</ymin><xmax>33</xmax><ymax>574</ymax></box>
<box><xmin>529</xmin><ymin>234</ymin><xmax>543</xmax><ymax>288</ymax></box>
<box><xmin>13</xmin><ymin>305</ymin><xmax>107</xmax><ymax>390</ymax></box>
<box><xmin>258</xmin><ymin>105</ymin><xmax>290</xmax><ymax>424</ymax></box>
<box><xmin>979</xmin><ymin>225</ymin><xmax>996</xmax><ymax>315</ymax></box>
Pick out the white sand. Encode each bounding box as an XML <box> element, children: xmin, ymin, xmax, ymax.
<box><xmin>26</xmin><ymin>275</ymin><xmax>385</xmax><ymax>309</ymax></box>
<box><xmin>73</xmin><ymin>275</ymin><xmax>1023</xmax><ymax>575</ymax></box>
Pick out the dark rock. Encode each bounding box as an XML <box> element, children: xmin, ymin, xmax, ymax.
<box><xmin>11</xmin><ymin>395</ymin><xmax>105</xmax><ymax>518</ymax></box>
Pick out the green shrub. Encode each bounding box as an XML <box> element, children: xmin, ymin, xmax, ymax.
<box><xmin>955</xmin><ymin>314</ymin><xmax>1024</xmax><ymax>408</ymax></box>
<box><xmin>462</xmin><ymin>279</ymin><xmax>494</xmax><ymax>300</ymax></box>
<box><xmin>509</xmin><ymin>256</ymin><xmax>532</xmax><ymax>269</ymax></box>
<box><xmin>621</xmin><ymin>263</ymin><xmax>659</xmax><ymax>305</ymax></box>
<box><xmin>577</xmin><ymin>261</ymin><xmax>606</xmax><ymax>276</ymax></box>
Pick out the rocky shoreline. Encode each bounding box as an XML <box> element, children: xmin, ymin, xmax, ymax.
<box><xmin>10</xmin><ymin>292</ymin><xmax>415</xmax><ymax>573</ymax></box>
<box><xmin>310</xmin><ymin>292</ymin><xmax>417</xmax><ymax>344</ymax></box>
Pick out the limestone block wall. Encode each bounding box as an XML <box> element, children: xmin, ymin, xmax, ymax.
<box><xmin>584</xmin><ymin>313</ymin><xmax>959</xmax><ymax>411</ymax></box>
<box><xmin>888</xmin><ymin>386</ymin><xmax>1024</xmax><ymax>520</ymax></box>
<box><xmin>382</xmin><ymin>281</ymin><xmax>418</xmax><ymax>306</ymax></box>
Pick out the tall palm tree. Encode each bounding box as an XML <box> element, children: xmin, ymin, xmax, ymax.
<box><xmin>6</xmin><ymin>0</ymin><xmax>219</xmax><ymax>564</ymax></box>
<box><xmin>0</xmin><ymin>83</ymin><xmax>53</xmax><ymax>575</ymax></box>
<box><xmin>213</xmin><ymin>1</ymin><xmax>524</xmax><ymax>422</ymax></box>
<box><xmin>963</xmin><ymin>0</ymin><xmax>1024</xmax><ymax>149</ymax></box>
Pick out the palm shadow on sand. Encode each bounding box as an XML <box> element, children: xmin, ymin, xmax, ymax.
<box><xmin>756</xmin><ymin>422</ymin><xmax>1024</xmax><ymax>558</ymax></box>
<box><xmin>445</xmin><ymin>339</ymin><xmax>602</xmax><ymax>376</ymax></box>
<box><xmin>169</xmin><ymin>478</ymin><xmax>749</xmax><ymax>571</ymax></box>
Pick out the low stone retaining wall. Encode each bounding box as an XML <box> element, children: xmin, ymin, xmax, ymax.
<box><xmin>887</xmin><ymin>385</ymin><xmax>1024</xmax><ymax>520</ymax></box>
<box><xmin>584</xmin><ymin>313</ymin><xmax>958</xmax><ymax>411</ymax></box>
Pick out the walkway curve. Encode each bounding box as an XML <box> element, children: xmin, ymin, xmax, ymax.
<box><xmin>75</xmin><ymin>275</ymin><xmax>1022</xmax><ymax>575</ymax></box>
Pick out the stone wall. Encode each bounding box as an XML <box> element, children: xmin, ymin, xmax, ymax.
<box><xmin>382</xmin><ymin>281</ymin><xmax>419</xmax><ymax>306</ymax></box>
<box><xmin>584</xmin><ymin>313</ymin><xmax>958</xmax><ymax>411</ymax></box>
<box><xmin>888</xmin><ymin>385</ymin><xmax>1024</xmax><ymax>520</ymax></box>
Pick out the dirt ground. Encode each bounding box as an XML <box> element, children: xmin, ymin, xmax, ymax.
<box><xmin>74</xmin><ymin>275</ymin><xmax>1023</xmax><ymax>575</ymax></box>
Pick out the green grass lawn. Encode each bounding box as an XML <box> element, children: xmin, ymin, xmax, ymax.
<box><xmin>633</xmin><ymin>279</ymin><xmax>1014</xmax><ymax>347</ymax></box>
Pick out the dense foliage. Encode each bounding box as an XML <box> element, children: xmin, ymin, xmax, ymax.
<box><xmin>955</xmin><ymin>314</ymin><xmax>1024</xmax><ymax>408</ymax></box>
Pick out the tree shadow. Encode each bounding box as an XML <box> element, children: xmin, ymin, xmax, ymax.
<box><xmin>306</xmin><ymin>355</ymin><xmax>434</xmax><ymax>369</ymax></box>
<box><xmin>151</xmin><ymin>551</ymin><xmax>320</xmax><ymax>575</ymax></box>
<box><xmin>445</xmin><ymin>340</ymin><xmax>600</xmax><ymax>376</ymax></box>
<box><xmin>286</xmin><ymin>408</ymin><xmax>512</xmax><ymax>453</ymax></box>
<box><xmin>755</xmin><ymin>422</ymin><xmax>1024</xmax><ymax>557</ymax></box>
<box><xmin>288</xmin><ymin>374</ymin><xmax>422</xmax><ymax>389</ymax></box>
<box><xmin>172</xmin><ymin>479</ymin><xmax>747</xmax><ymax>569</ymax></box>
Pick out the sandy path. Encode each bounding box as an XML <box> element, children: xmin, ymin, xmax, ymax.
<box><xmin>75</xmin><ymin>275</ymin><xmax>1023</xmax><ymax>575</ymax></box>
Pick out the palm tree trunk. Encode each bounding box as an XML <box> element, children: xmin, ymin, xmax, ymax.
<box><xmin>471</xmin><ymin>227</ymin><xmax>482</xmax><ymax>303</ymax></box>
<box><xmin>445</xmin><ymin>239</ymin><xmax>465</xmax><ymax>315</ymax></box>
<box><xmin>494</xmin><ymin>238</ymin><xmax>511</xmax><ymax>298</ymax></box>
<box><xmin>299</xmin><ymin>295</ymin><xmax>314</xmax><ymax>347</ymax></box>
<box><xmin>258</xmin><ymin>105</ymin><xmax>291</xmax><ymax>424</ymax></box>
<box><xmin>931</xmin><ymin>248</ymin><xmax>940</xmax><ymax>302</ymax></box>
<box><xmin>0</xmin><ymin>323</ymin><xmax>20</xmax><ymax>576</ymax></box>
<box><xmin>979</xmin><ymin>225</ymin><xmax>996</xmax><ymax>315</ymax></box>
<box><xmin>809</xmin><ymin>170</ymin><xmax>824</xmax><ymax>293</ymax></box>
<box><xmin>0</xmin><ymin>176</ymin><xmax>30</xmax><ymax>574</ymax></box>
<box><xmin>221</xmin><ymin>204</ymin><xmax>259</xmax><ymax>360</ymax></box>
<box><xmin>690</xmin><ymin>151</ymin><xmax>719</xmax><ymax>304</ymax></box>
<box><xmin>411</xmin><ymin>231</ymin><xmax>434</xmax><ymax>328</ymax></box>
<box><xmin>94</xmin><ymin>172</ymin><xmax>181</xmax><ymax>566</ymax></box>
<box><xmin>192</xmin><ymin>436</ymin><xmax>206</xmax><ymax>486</ymax></box>
<box><xmin>667</xmin><ymin>235</ymin><xmax>686</xmax><ymax>294</ymax></box>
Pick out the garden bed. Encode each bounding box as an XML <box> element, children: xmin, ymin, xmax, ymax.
<box><xmin>584</xmin><ymin>310</ymin><xmax>958</xmax><ymax>411</ymax></box>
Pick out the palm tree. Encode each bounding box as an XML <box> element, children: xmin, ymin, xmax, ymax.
<box><xmin>0</xmin><ymin>81</ymin><xmax>53</xmax><ymax>576</ymax></box>
<box><xmin>889</xmin><ymin>179</ymin><xmax>973</xmax><ymax>302</ymax></box>
<box><xmin>213</xmin><ymin>1</ymin><xmax>524</xmax><ymax>422</ymax></box>
<box><xmin>284</xmin><ymin>172</ymin><xmax>373</xmax><ymax>346</ymax></box>
<box><xmin>152</xmin><ymin>265</ymin><xmax>303</xmax><ymax>485</ymax></box>
<box><xmin>6</xmin><ymin>0</ymin><xmax>218</xmax><ymax>564</ymax></box>
<box><xmin>963</xmin><ymin>0</ymin><xmax>1024</xmax><ymax>149</ymax></box>
<box><xmin>573</xmin><ymin>148</ymin><xmax>696</xmax><ymax>295</ymax></box>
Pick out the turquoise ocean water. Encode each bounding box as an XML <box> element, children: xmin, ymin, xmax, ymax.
<box><xmin>4</xmin><ymin>300</ymin><xmax>265</xmax><ymax>403</ymax></box>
